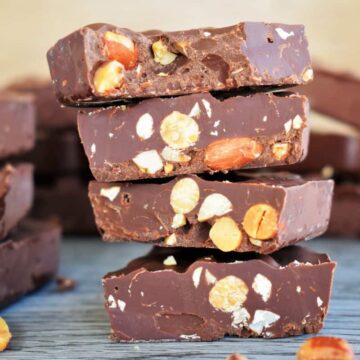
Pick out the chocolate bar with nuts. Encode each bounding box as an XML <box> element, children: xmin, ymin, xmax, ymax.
<box><xmin>47</xmin><ymin>22</ymin><xmax>312</xmax><ymax>105</ymax></box>
<box><xmin>31</xmin><ymin>176</ymin><xmax>97</xmax><ymax>235</ymax></box>
<box><xmin>89</xmin><ymin>174</ymin><xmax>334</xmax><ymax>254</ymax></box>
<box><xmin>0</xmin><ymin>92</ymin><xmax>35</xmax><ymax>159</ymax></box>
<box><xmin>0</xmin><ymin>164</ymin><xmax>33</xmax><ymax>240</ymax></box>
<box><xmin>6</xmin><ymin>78</ymin><xmax>77</xmax><ymax>129</ymax></box>
<box><xmin>327</xmin><ymin>183</ymin><xmax>360</xmax><ymax>238</ymax></box>
<box><xmin>300</xmin><ymin>67</ymin><xmax>360</xmax><ymax>129</ymax></box>
<box><xmin>0</xmin><ymin>219</ymin><xmax>61</xmax><ymax>308</ymax></box>
<box><xmin>103</xmin><ymin>245</ymin><xmax>336</xmax><ymax>341</ymax></box>
<box><xmin>78</xmin><ymin>92</ymin><xmax>309</xmax><ymax>181</ymax></box>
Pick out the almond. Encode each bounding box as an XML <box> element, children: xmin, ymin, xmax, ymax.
<box><xmin>204</xmin><ymin>137</ymin><xmax>263</xmax><ymax>171</ymax></box>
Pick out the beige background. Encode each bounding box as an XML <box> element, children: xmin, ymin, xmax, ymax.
<box><xmin>0</xmin><ymin>0</ymin><xmax>359</xmax><ymax>86</ymax></box>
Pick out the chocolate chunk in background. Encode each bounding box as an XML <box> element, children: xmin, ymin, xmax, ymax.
<box><xmin>0</xmin><ymin>92</ymin><xmax>35</xmax><ymax>159</ymax></box>
<box><xmin>0</xmin><ymin>218</ymin><xmax>61</xmax><ymax>309</ymax></box>
<box><xmin>0</xmin><ymin>164</ymin><xmax>33</xmax><ymax>241</ymax></box>
<box><xmin>300</xmin><ymin>67</ymin><xmax>360</xmax><ymax>129</ymax></box>
<box><xmin>47</xmin><ymin>22</ymin><xmax>312</xmax><ymax>106</ymax></box>
<box><xmin>327</xmin><ymin>183</ymin><xmax>360</xmax><ymax>238</ymax></box>
<box><xmin>31</xmin><ymin>176</ymin><xmax>97</xmax><ymax>235</ymax></box>
<box><xmin>6</xmin><ymin>77</ymin><xmax>78</xmax><ymax>129</ymax></box>
<box><xmin>89</xmin><ymin>174</ymin><xmax>334</xmax><ymax>254</ymax></box>
<box><xmin>103</xmin><ymin>245</ymin><xmax>336</xmax><ymax>342</ymax></box>
<box><xmin>21</xmin><ymin>128</ymin><xmax>89</xmax><ymax>176</ymax></box>
<box><xmin>79</xmin><ymin>92</ymin><xmax>309</xmax><ymax>182</ymax></box>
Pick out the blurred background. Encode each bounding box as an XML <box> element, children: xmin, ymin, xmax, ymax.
<box><xmin>0</xmin><ymin>0</ymin><xmax>359</xmax><ymax>86</ymax></box>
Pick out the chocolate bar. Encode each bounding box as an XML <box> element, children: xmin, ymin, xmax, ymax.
<box><xmin>103</xmin><ymin>246</ymin><xmax>336</xmax><ymax>341</ymax></box>
<box><xmin>31</xmin><ymin>176</ymin><xmax>97</xmax><ymax>235</ymax></box>
<box><xmin>78</xmin><ymin>92</ymin><xmax>309</xmax><ymax>181</ymax></box>
<box><xmin>22</xmin><ymin>129</ymin><xmax>88</xmax><ymax>175</ymax></box>
<box><xmin>0</xmin><ymin>219</ymin><xmax>61</xmax><ymax>308</ymax></box>
<box><xmin>0</xmin><ymin>92</ymin><xmax>35</xmax><ymax>159</ymax></box>
<box><xmin>6</xmin><ymin>78</ymin><xmax>77</xmax><ymax>129</ymax></box>
<box><xmin>328</xmin><ymin>183</ymin><xmax>360</xmax><ymax>237</ymax></box>
<box><xmin>47</xmin><ymin>22</ymin><xmax>312</xmax><ymax>105</ymax></box>
<box><xmin>300</xmin><ymin>67</ymin><xmax>360</xmax><ymax>129</ymax></box>
<box><xmin>89</xmin><ymin>174</ymin><xmax>334</xmax><ymax>253</ymax></box>
<box><xmin>0</xmin><ymin>164</ymin><xmax>33</xmax><ymax>240</ymax></box>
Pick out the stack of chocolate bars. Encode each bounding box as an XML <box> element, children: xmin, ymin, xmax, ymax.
<box><xmin>6</xmin><ymin>78</ymin><xmax>96</xmax><ymax>235</ymax></box>
<box><xmin>0</xmin><ymin>91</ymin><xmax>60</xmax><ymax>308</ymax></box>
<box><xmin>47</xmin><ymin>22</ymin><xmax>336</xmax><ymax>341</ymax></box>
<box><xmin>295</xmin><ymin>68</ymin><xmax>360</xmax><ymax>237</ymax></box>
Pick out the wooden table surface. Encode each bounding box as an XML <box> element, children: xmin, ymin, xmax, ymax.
<box><xmin>1</xmin><ymin>237</ymin><xmax>359</xmax><ymax>359</ymax></box>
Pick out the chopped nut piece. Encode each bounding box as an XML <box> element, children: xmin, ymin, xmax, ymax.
<box><xmin>164</xmin><ymin>163</ymin><xmax>174</xmax><ymax>174</ymax></box>
<box><xmin>55</xmin><ymin>276</ymin><xmax>77</xmax><ymax>292</ymax></box>
<box><xmin>292</xmin><ymin>115</ymin><xmax>303</xmax><ymax>129</ymax></box>
<box><xmin>170</xmin><ymin>178</ymin><xmax>200</xmax><ymax>214</ymax></box>
<box><xmin>163</xmin><ymin>255</ymin><xmax>177</xmax><ymax>266</ymax></box>
<box><xmin>297</xmin><ymin>336</ymin><xmax>355</xmax><ymax>360</ymax></box>
<box><xmin>249</xmin><ymin>237</ymin><xmax>263</xmax><ymax>247</ymax></box>
<box><xmin>209</xmin><ymin>275</ymin><xmax>248</xmax><ymax>312</ymax></box>
<box><xmin>172</xmin><ymin>213</ymin><xmax>186</xmax><ymax>229</ymax></box>
<box><xmin>103</xmin><ymin>31</ymin><xmax>138</xmax><ymax>69</ymax></box>
<box><xmin>152</xmin><ymin>39</ymin><xmax>178</xmax><ymax>65</ymax></box>
<box><xmin>133</xmin><ymin>150</ymin><xmax>163</xmax><ymax>174</ymax></box>
<box><xmin>243</xmin><ymin>204</ymin><xmax>278</xmax><ymax>240</ymax></box>
<box><xmin>252</xmin><ymin>274</ymin><xmax>272</xmax><ymax>302</ymax></box>
<box><xmin>160</xmin><ymin>111</ymin><xmax>200</xmax><ymax>150</ymax></box>
<box><xmin>209</xmin><ymin>216</ymin><xmax>242</xmax><ymax>252</ymax></box>
<box><xmin>93</xmin><ymin>60</ymin><xmax>125</xmax><ymax>94</ymax></box>
<box><xmin>204</xmin><ymin>137</ymin><xmax>263</xmax><ymax>171</ymax></box>
<box><xmin>226</xmin><ymin>353</ymin><xmax>249</xmax><ymax>360</ymax></box>
<box><xmin>272</xmin><ymin>142</ymin><xmax>290</xmax><ymax>161</ymax></box>
<box><xmin>0</xmin><ymin>318</ymin><xmax>11</xmax><ymax>352</ymax></box>
<box><xmin>164</xmin><ymin>233</ymin><xmax>177</xmax><ymax>246</ymax></box>
<box><xmin>302</xmin><ymin>68</ymin><xmax>314</xmax><ymax>82</ymax></box>
<box><xmin>205</xmin><ymin>269</ymin><xmax>217</xmax><ymax>285</ymax></box>
<box><xmin>192</xmin><ymin>267</ymin><xmax>203</xmax><ymax>288</ymax></box>
<box><xmin>197</xmin><ymin>193</ymin><xmax>233</xmax><ymax>222</ymax></box>
<box><xmin>100</xmin><ymin>186</ymin><xmax>121</xmax><ymax>202</ymax></box>
<box><xmin>188</xmin><ymin>102</ymin><xmax>201</xmax><ymax>118</ymax></box>
<box><xmin>136</xmin><ymin>113</ymin><xmax>154</xmax><ymax>140</ymax></box>
<box><xmin>249</xmin><ymin>310</ymin><xmax>280</xmax><ymax>335</ymax></box>
<box><xmin>174</xmin><ymin>40</ymin><xmax>189</xmax><ymax>55</ymax></box>
<box><xmin>161</xmin><ymin>146</ymin><xmax>191</xmax><ymax>163</ymax></box>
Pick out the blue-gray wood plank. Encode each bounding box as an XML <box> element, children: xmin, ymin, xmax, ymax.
<box><xmin>1</xmin><ymin>237</ymin><xmax>359</xmax><ymax>359</ymax></box>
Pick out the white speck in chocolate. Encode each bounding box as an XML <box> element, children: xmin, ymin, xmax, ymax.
<box><xmin>292</xmin><ymin>114</ymin><xmax>303</xmax><ymax>129</ymax></box>
<box><xmin>117</xmin><ymin>299</ymin><xmax>126</xmax><ymax>312</ymax></box>
<box><xmin>136</xmin><ymin>113</ymin><xmax>154</xmax><ymax>140</ymax></box>
<box><xmin>205</xmin><ymin>269</ymin><xmax>217</xmax><ymax>285</ymax></box>
<box><xmin>203</xmin><ymin>31</ymin><xmax>211</xmax><ymax>37</ymax></box>
<box><xmin>163</xmin><ymin>255</ymin><xmax>177</xmax><ymax>266</ymax></box>
<box><xmin>202</xmin><ymin>99</ymin><xmax>212</xmax><ymax>118</ymax></box>
<box><xmin>192</xmin><ymin>267</ymin><xmax>203</xmax><ymax>288</ymax></box>
<box><xmin>140</xmin><ymin>292</ymin><xmax>144</xmax><ymax>297</ymax></box>
<box><xmin>133</xmin><ymin>150</ymin><xmax>163</xmax><ymax>174</ymax></box>
<box><xmin>249</xmin><ymin>310</ymin><xmax>280</xmax><ymax>335</ymax></box>
<box><xmin>109</xmin><ymin>132</ymin><xmax>114</xmax><ymax>138</ymax></box>
<box><xmin>213</xmin><ymin>120</ymin><xmax>221</xmax><ymax>128</ymax></box>
<box><xmin>188</xmin><ymin>102</ymin><xmax>201</xmax><ymax>118</ymax></box>
<box><xmin>252</xmin><ymin>274</ymin><xmax>272</xmax><ymax>302</ymax></box>
<box><xmin>262</xmin><ymin>116</ymin><xmax>267</xmax><ymax>122</ymax></box>
<box><xmin>317</xmin><ymin>296</ymin><xmax>323</xmax><ymax>307</ymax></box>
<box><xmin>296</xmin><ymin>286</ymin><xmax>302</xmax><ymax>293</ymax></box>
<box><xmin>275</xmin><ymin>27</ymin><xmax>294</xmax><ymax>40</ymax></box>
<box><xmin>100</xmin><ymin>186</ymin><xmax>121</xmax><ymax>202</ymax></box>
<box><xmin>108</xmin><ymin>295</ymin><xmax>117</xmax><ymax>308</ymax></box>
<box><xmin>210</xmin><ymin>130</ymin><xmax>218</xmax><ymax>136</ymax></box>
<box><xmin>91</xmin><ymin>143</ymin><xmax>96</xmax><ymax>154</ymax></box>
<box><xmin>180</xmin><ymin>334</ymin><xmax>200</xmax><ymax>340</ymax></box>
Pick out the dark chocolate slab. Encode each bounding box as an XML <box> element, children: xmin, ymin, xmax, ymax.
<box><xmin>0</xmin><ymin>219</ymin><xmax>61</xmax><ymax>308</ymax></box>
<box><xmin>78</xmin><ymin>92</ymin><xmax>309</xmax><ymax>181</ymax></box>
<box><xmin>31</xmin><ymin>176</ymin><xmax>97</xmax><ymax>235</ymax></box>
<box><xmin>103</xmin><ymin>245</ymin><xmax>336</xmax><ymax>341</ymax></box>
<box><xmin>0</xmin><ymin>92</ymin><xmax>35</xmax><ymax>159</ymax></box>
<box><xmin>6</xmin><ymin>77</ymin><xmax>77</xmax><ymax>129</ymax></box>
<box><xmin>300</xmin><ymin>67</ymin><xmax>360</xmax><ymax>129</ymax></box>
<box><xmin>0</xmin><ymin>164</ymin><xmax>33</xmax><ymax>240</ymax></box>
<box><xmin>327</xmin><ymin>183</ymin><xmax>360</xmax><ymax>238</ymax></box>
<box><xmin>89</xmin><ymin>174</ymin><xmax>334</xmax><ymax>253</ymax></box>
<box><xmin>48</xmin><ymin>22</ymin><xmax>312</xmax><ymax>105</ymax></box>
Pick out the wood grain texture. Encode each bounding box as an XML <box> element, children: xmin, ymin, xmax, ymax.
<box><xmin>0</xmin><ymin>238</ymin><xmax>359</xmax><ymax>359</ymax></box>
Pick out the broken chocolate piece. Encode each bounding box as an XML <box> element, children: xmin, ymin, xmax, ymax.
<box><xmin>103</xmin><ymin>245</ymin><xmax>335</xmax><ymax>341</ymax></box>
<box><xmin>78</xmin><ymin>92</ymin><xmax>309</xmax><ymax>181</ymax></box>
<box><xmin>0</xmin><ymin>92</ymin><xmax>35</xmax><ymax>159</ymax></box>
<box><xmin>300</xmin><ymin>67</ymin><xmax>360</xmax><ymax>129</ymax></box>
<box><xmin>6</xmin><ymin>78</ymin><xmax>77</xmax><ymax>129</ymax></box>
<box><xmin>0</xmin><ymin>164</ymin><xmax>33</xmax><ymax>240</ymax></box>
<box><xmin>47</xmin><ymin>22</ymin><xmax>312</xmax><ymax>105</ymax></box>
<box><xmin>89</xmin><ymin>174</ymin><xmax>334</xmax><ymax>254</ymax></box>
<box><xmin>0</xmin><ymin>219</ymin><xmax>61</xmax><ymax>308</ymax></box>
